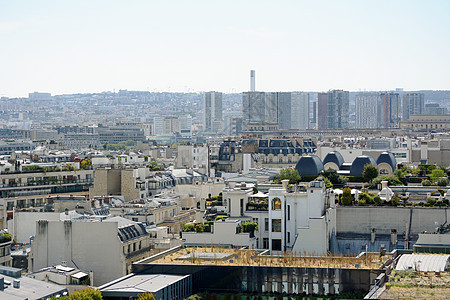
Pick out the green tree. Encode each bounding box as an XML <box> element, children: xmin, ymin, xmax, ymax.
<box><xmin>49</xmin><ymin>287</ymin><xmax>102</xmax><ymax>300</ymax></box>
<box><xmin>391</xmin><ymin>195</ymin><xmax>400</xmax><ymax>206</ymax></box>
<box><xmin>322</xmin><ymin>168</ymin><xmax>340</xmax><ymax>183</ymax></box>
<box><xmin>341</xmin><ymin>187</ymin><xmax>352</xmax><ymax>205</ymax></box>
<box><xmin>183</xmin><ymin>224</ymin><xmax>195</xmax><ymax>232</ymax></box>
<box><xmin>422</xmin><ymin>179</ymin><xmax>432</xmax><ymax>186</ymax></box>
<box><xmin>242</xmin><ymin>222</ymin><xmax>258</xmax><ymax>233</ymax></box>
<box><xmin>273</xmin><ymin>169</ymin><xmax>302</xmax><ymax>185</ymax></box>
<box><xmin>431</xmin><ymin>169</ymin><xmax>445</xmax><ymax>180</ymax></box>
<box><xmin>373</xmin><ymin>195</ymin><xmax>382</xmax><ymax>206</ymax></box>
<box><xmin>369</xmin><ymin>175</ymin><xmax>403</xmax><ymax>189</ymax></box>
<box><xmin>363</xmin><ymin>164</ymin><xmax>378</xmax><ymax>182</ymax></box>
<box><xmin>436</xmin><ymin>178</ymin><xmax>449</xmax><ymax>186</ymax></box>
<box><xmin>321</xmin><ymin>168</ymin><xmax>348</xmax><ymax>186</ymax></box>
<box><xmin>194</xmin><ymin>223</ymin><xmax>204</xmax><ymax>233</ymax></box>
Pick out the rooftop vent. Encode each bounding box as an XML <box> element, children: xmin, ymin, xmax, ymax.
<box><xmin>13</xmin><ymin>279</ymin><xmax>20</xmax><ymax>288</ymax></box>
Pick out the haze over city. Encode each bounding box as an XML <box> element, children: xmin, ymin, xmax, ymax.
<box><xmin>1</xmin><ymin>0</ymin><xmax>450</xmax><ymax>97</ymax></box>
<box><xmin>0</xmin><ymin>1</ymin><xmax>450</xmax><ymax>299</ymax></box>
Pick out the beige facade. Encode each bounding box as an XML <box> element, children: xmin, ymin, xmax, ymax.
<box><xmin>399</xmin><ymin>114</ymin><xmax>450</xmax><ymax>131</ymax></box>
<box><xmin>89</xmin><ymin>168</ymin><xmax>144</xmax><ymax>202</ymax></box>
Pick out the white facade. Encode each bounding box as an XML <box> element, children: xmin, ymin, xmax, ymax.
<box><xmin>180</xmin><ymin>115</ymin><xmax>193</xmax><ymax>137</ymax></box>
<box><xmin>268</xmin><ymin>179</ymin><xmax>336</xmax><ymax>255</ymax></box>
<box><xmin>218</xmin><ymin>179</ymin><xmax>336</xmax><ymax>254</ymax></box>
<box><xmin>153</xmin><ymin>116</ymin><xmax>164</xmax><ymax>136</ymax></box>
<box><xmin>175</xmin><ymin>144</ymin><xmax>209</xmax><ymax>175</ymax></box>
<box><xmin>182</xmin><ymin>219</ymin><xmax>257</xmax><ymax>248</ymax></box>
<box><xmin>355</xmin><ymin>93</ymin><xmax>382</xmax><ymax>129</ymax></box>
<box><xmin>29</xmin><ymin>217</ymin><xmax>152</xmax><ymax>286</ymax></box>
<box><xmin>291</xmin><ymin>92</ymin><xmax>310</xmax><ymax>130</ymax></box>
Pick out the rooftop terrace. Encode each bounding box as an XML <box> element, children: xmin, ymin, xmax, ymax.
<box><xmin>149</xmin><ymin>246</ymin><xmax>387</xmax><ymax>270</ymax></box>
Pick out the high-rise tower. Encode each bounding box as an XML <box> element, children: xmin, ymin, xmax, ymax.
<box><xmin>203</xmin><ymin>91</ymin><xmax>223</xmax><ymax>133</ymax></box>
<box><xmin>250</xmin><ymin>70</ymin><xmax>255</xmax><ymax>92</ymax></box>
<box><xmin>317</xmin><ymin>90</ymin><xmax>349</xmax><ymax>129</ymax></box>
<box><xmin>402</xmin><ymin>92</ymin><xmax>424</xmax><ymax>120</ymax></box>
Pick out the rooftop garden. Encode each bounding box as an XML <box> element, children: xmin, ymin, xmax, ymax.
<box><xmin>152</xmin><ymin>246</ymin><xmax>387</xmax><ymax>269</ymax></box>
<box><xmin>0</xmin><ymin>232</ymin><xmax>12</xmax><ymax>243</ymax></box>
<box><xmin>383</xmin><ymin>270</ymin><xmax>450</xmax><ymax>300</ymax></box>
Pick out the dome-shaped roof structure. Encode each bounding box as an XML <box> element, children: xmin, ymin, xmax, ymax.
<box><xmin>376</xmin><ymin>151</ymin><xmax>397</xmax><ymax>171</ymax></box>
<box><xmin>323</xmin><ymin>151</ymin><xmax>345</xmax><ymax>168</ymax></box>
<box><xmin>295</xmin><ymin>155</ymin><xmax>324</xmax><ymax>177</ymax></box>
<box><xmin>350</xmin><ymin>155</ymin><xmax>377</xmax><ymax>177</ymax></box>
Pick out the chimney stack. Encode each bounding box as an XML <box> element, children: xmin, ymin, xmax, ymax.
<box><xmin>250</xmin><ymin>70</ymin><xmax>255</xmax><ymax>92</ymax></box>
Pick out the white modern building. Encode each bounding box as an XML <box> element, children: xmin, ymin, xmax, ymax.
<box><xmin>153</xmin><ymin>116</ymin><xmax>164</xmax><ymax>136</ymax></box>
<box><xmin>355</xmin><ymin>93</ymin><xmax>381</xmax><ymax>129</ymax></box>
<box><xmin>402</xmin><ymin>92</ymin><xmax>424</xmax><ymax>120</ymax></box>
<box><xmin>291</xmin><ymin>92</ymin><xmax>310</xmax><ymax>130</ymax></box>
<box><xmin>206</xmin><ymin>178</ymin><xmax>336</xmax><ymax>255</ymax></box>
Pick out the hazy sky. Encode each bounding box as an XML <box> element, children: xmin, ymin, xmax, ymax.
<box><xmin>1</xmin><ymin>0</ymin><xmax>450</xmax><ymax>97</ymax></box>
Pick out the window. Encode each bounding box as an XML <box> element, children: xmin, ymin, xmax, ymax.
<box><xmin>287</xmin><ymin>205</ymin><xmax>290</xmax><ymax>220</ymax></box>
<box><xmin>264</xmin><ymin>218</ymin><xmax>269</xmax><ymax>232</ymax></box>
<box><xmin>288</xmin><ymin>232</ymin><xmax>291</xmax><ymax>243</ymax></box>
<box><xmin>272</xmin><ymin>219</ymin><xmax>282</xmax><ymax>232</ymax></box>
<box><xmin>272</xmin><ymin>197</ymin><xmax>281</xmax><ymax>210</ymax></box>
<box><xmin>263</xmin><ymin>238</ymin><xmax>269</xmax><ymax>249</ymax></box>
<box><xmin>272</xmin><ymin>239</ymin><xmax>282</xmax><ymax>251</ymax></box>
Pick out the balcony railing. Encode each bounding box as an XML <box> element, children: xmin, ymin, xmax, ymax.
<box><xmin>125</xmin><ymin>245</ymin><xmax>154</xmax><ymax>259</ymax></box>
<box><xmin>0</xmin><ymin>178</ymin><xmax>93</xmax><ymax>189</ymax></box>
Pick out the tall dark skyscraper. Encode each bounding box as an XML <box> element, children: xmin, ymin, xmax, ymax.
<box><xmin>381</xmin><ymin>92</ymin><xmax>401</xmax><ymax>128</ymax></box>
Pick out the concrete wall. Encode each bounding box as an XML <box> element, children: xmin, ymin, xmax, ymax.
<box><xmin>318</xmin><ymin>147</ymin><xmax>363</xmax><ymax>162</ymax></box>
<box><xmin>89</xmin><ymin>168</ymin><xmax>121</xmax><ymax>198</ymax></box>
<box><xmin>30</xmin><ymin>220</ymin><xmax>124</xmax><ymax>286</ymax></box>
<box><xmin>182</xmin><ymin>220</ymin><xmax>256</xmax><ymax>248</ymax></box>
<box><xmin>174</xmin><ymin>183</ymin><xmax>225</xmax><ymax>201</ymax></box>
<box><xmin>121</xmin><ymin>169</ymin><xmax>140</xmax><ymax>201</ymax></box>
<box><xmin>293</xmin><ymin>217</ymin><xmax>327</xmax><ymax>255</ymax></box>
<box><xmin>337</xmin><ymin>207</ymin><xmax>450</xmax><ymax>235</ymax></box>
<box><xmin>13</xmin><ymin>212</ymin><xmax>61</xmax><ymax>244</ymax></box>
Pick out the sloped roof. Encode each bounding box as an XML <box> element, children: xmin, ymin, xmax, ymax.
<box><xmin>323</xmin><ymin>151</ymin><xmax>345</xmax><ymax>168</ymax></box>
<box><xmin>349</xmin><ymin>155</ymin><xmax>377</xmax><ymax>177</ymax></box>
<box><xmin>376</xmin><ymin>151</ymin><xmax>397</xmax><ymax>171</ymax></box>
<box><xmin>295</xmin><ymin>155</ymin><xmax>324</xmax><ymax>177</ymax></box>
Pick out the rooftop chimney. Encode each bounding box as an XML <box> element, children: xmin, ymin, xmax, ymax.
<box><xmin>281</xmin><ymin>179</ymin><xmax>289</xmax><ymax>190</ymax></box>
<box><xmin>13</xmin><ymin>279</ymin><xmax>20</xmax><ymax>289</ymax></box>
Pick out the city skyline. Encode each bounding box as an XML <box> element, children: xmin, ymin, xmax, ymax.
<box><xmin>1</xmin><ymin>0</ymin><xmax>450</xmax><ymax>97</ymax></box>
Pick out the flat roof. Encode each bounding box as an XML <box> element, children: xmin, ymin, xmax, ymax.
<box><xmin>99</xmin><ymin>274</ymin><xmax>189</xmax><ymax>294</ymax></box>
<box><xmin>148</xmin><ymin>246</ymin><xmax>385</xmax><ymax>269</ymax></box>
<box><xmin>0</xmin><ymin>275</ymin><xmax>67</xmax><ymax>300</ymax></box>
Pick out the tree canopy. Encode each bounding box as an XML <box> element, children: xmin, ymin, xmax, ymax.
<box><xmin>273</xmin><ymin>169</ymin><xmax>302</xmax><ymax>184</ymax></box>
<box><xmin>362</xmin><ymin>164</ymin><xmax>378</xmax><ymax>182</ymax></box>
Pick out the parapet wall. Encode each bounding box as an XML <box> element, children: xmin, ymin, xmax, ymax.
<box><xmin>337</xmin><ymin>206</ymin><xmax>449</xmax><ymax>235</ymax></box>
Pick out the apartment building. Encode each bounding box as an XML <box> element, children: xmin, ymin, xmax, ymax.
<box><xmin>29</xmin><ymin>217</ymin><xmax>155</xmax><ymax>286</ymax></box>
